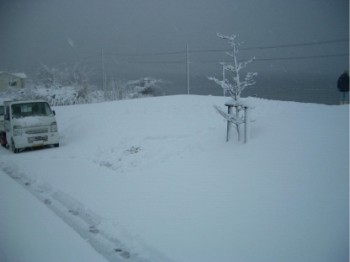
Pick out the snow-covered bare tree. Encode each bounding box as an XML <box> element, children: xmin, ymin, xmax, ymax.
<box><xmin>36</xmin><ymin>63</ymin><xmax>90</xmax><ymax>88</ymax></box>
<box><xmin>32</xmin><ymin>63</ymin><xmax>93</xmax><ymax>105</ymax></box>
<box><xmin>103</xmin><ymin>77</ymin><xmax>124</xmax><ymax>101</ymax></box>
<box><xmin>36</xmin><ymin>64</ymin><xmax>60</xmax><ymax>88</ymax></box>
<box><xmin>209</xmin><ymin>33</ymin><xmax>257</xmax><ymax>141</ymax></box>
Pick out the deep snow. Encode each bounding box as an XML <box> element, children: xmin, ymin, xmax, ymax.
<box><xmin>0</xmin><ymin>95</ymin><xmax>349</xmax><ymax>262</ymax></box>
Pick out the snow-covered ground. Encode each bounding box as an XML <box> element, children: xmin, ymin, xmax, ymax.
<box><xmin>0</xmin><ymin>172</ymin><xmax>107</xmax><ymax>262</ymax></box>
<box><xmin>0</xmin><ymin>95</ymin><xmax>349</xmax><ymax>262</ymax></box>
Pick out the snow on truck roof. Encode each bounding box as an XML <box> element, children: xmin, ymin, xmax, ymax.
<box><xmin>4</xmin><ymin>100</ymin><xmax>50</xmax><ymax>105</ymax></box>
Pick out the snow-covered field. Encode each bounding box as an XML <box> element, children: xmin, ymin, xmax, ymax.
<box><xmin>0</xmin><ymin>95</ymin><xmax>349</xmax><ymax>262</ymax></box>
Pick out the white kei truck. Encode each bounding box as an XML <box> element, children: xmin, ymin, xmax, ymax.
<box><xmin>0</xmin><ymin>100</ymin><xmax>59</xmax><ymax>153</ymax></box>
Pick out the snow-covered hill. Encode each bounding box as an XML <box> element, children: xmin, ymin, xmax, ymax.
<box><xmin>0</xmin><ymin>95</ymin><xmax>349</xmax><ymax>262</ymax></box>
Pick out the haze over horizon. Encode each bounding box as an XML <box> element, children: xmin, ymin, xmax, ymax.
<box><xmin>0</xmin><ymin>0</ymin><xmax>348</xmax><ymax>103</ymax></box>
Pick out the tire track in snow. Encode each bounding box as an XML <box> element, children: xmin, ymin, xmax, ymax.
<box><xmin>1</xmin><ymin>164</ymin><xmax>169</xmax><ymax>262</ymax></box>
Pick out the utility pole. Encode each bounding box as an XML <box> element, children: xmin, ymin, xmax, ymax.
<box><xmin>186</xmin><ymin>44</ymin><xmax>190</xmax><ymax>95</ymax></box>
<box><xmin>101</xmin><ymin>48</ymin><xmax>106</xmax><ymax>92</ymax></box>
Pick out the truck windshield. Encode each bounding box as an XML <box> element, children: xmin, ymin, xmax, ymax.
<box><xmin>11</xmin><ymin>102</ymin><xmax>53</xmax><ymax>118</ymax></box>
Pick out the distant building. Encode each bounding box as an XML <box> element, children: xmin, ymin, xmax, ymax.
<box><xmin>0</xmin><ymin>72</ymin><xmax>27</xmax><ymax>91</ymax></box>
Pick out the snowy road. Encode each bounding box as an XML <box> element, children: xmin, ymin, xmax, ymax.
<box><xmin>0</xmin><ymin>170</ymin><xmax>108</xmax><ymax>262</ymax></box>
<box><xmin>0</xmin><ymin>165</ymin><xmax>164</xmax><ymax>262</ymax></box>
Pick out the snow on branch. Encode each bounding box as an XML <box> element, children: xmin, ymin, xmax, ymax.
<box><xmin>209</xmin><ymin>33</ymin><xmax>257</xmax><ymax>101</ymax></box>
<box><xmin>237</xmin><ymin>57</ymin><xmax>255</xmax><ymax>71</ymax></box>
<box><xmin>214</xmin><ymin>105</ymin><xmax>244</xmax><ymax>125</ymax></box>
<box><xmin>217</xmin><ymin>33</ymin><xmax>237</xmax><ymax>42</ymax></box>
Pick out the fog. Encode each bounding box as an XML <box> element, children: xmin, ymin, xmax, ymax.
<box><xmin>0</xmin><ymin>0</ymin><xmax>348</xmax><ymax>103</ymax></box>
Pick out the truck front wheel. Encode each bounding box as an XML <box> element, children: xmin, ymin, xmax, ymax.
<box><xmin>0</xmin><ymin>132</ymin><xmax>7</xmax><ymax>147</ymax></box>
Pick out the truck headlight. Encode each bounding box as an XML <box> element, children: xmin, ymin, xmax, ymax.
<box><xmin>50</xmin><ymin>122</ymin><xmax>58</xmax><ymax>132</ymax></box>
<box><xmin>13</xmin><ymin>125</ymin><xmax>23</xmax><ymax>136</ymax></box>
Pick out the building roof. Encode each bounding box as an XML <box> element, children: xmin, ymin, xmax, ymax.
<box><xmin>0</xmin><ymin>72</ymin><xmax>27</xmax><ymax>79</ymax></box>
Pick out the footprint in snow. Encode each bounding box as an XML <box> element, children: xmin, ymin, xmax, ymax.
<box><xmin>114</xmin><ymin>249</ymin><xmax>130</xmax><ymax>259</ymax></box>
<box><xmin>69</xmin><ymin>209</ymin><xmax>79</xmax><ymax>216</ymax></box>
<box><xmin>89</xmin><ymin>225</ymin><xmax>99</xmax><ymax>234</ymax></box>
<box><xmin>124</xmin><ymin>146</ymin><xmax>141</xmax><ymax>155</ymax></box>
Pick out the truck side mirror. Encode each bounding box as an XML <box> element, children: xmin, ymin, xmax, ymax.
<box><xmin>52</xmin><ymin>110</ymin><xmax>56</xmax><ymax>116</ymax></box>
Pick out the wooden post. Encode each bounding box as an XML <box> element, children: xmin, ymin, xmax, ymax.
<box><xmin>244</xmin><ymin>106</ymin><xmax>249</xmax><ymax>143</ymax></box>
<box><xmin>236</xmin><ymin>106</ymin><xmax>241</xmax><ymax>141</ymax></box>
<box><xmin>226</xmin><ymin>105</ymin><xmax>232</xmax><ymax>142</ymax></box>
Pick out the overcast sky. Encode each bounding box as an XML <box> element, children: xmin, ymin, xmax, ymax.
<box><xmin>0</xmin><ymin>0</ymin><xmax>348</xmax><ymax>89</ymax></box>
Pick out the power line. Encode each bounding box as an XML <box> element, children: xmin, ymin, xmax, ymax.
<box><xmin>101</xmin><ymin>38</ymin><xmax>350</xmax><ymax>57</ymax></box>
<box><xmin>109</xmin><ymin>52</ymin><xmax>349</xmax><ymax>64</ymax></box>
<box><xmin>37</xmin><ymin>38</ymin><xmax>349</xmax><ymax>67</ymax></box>
<box><xmin>193</xmin><ymin>53</ymin><xmax>349</xmax><ymax>64</ymax></box>
<box><xmin>104</xmin><ymin>50</ymin><xmax>184</xmax><ymax>57</ymax></box>
<box><xmin>144</xmin><ymin>38</ymin><xmax>349</xmax><ymax>55</ymax></box>
<box><xmin>243</xmin><ymin>38</ymin><xmax>349</xmax><ymax>50</ymax></box>
<box><xmin>255</xmin><ymin>53</ymin><xmax>349</xmax><ymax>61</ymax></box>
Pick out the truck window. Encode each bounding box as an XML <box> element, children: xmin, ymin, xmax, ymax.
<box><xmin>11</xmin><ymin>102</ymin><xmax>53</xmax><ymax>118</ymax></box>
<box><xmin>0</xmin><ymin>106</ymin><xmax>3</xmax><ymax>116</ymax></box>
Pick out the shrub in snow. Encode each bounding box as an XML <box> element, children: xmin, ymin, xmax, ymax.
<box><xmin>125</xmin><ymin>77</ymin><xmax>164</xmax><ymax>99</ymax></box>
<box><xmin>0</xmin><ymin>82</ymin><xmax>98</xmax><ymax>106</ymax></box>
<box><xmin>209</xmin><ymin>33</ymin><xmax>257</xmax><ymax>141</ymax></box>
<box><xmin>100</xmin><ymin>77</ymin><xmax>164</xmax><ymax>101</ymax></box>
<box><xmin>1</xmin><ymin>64</ymin><xmax>164</xmax><ymax>106</ymax></box>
